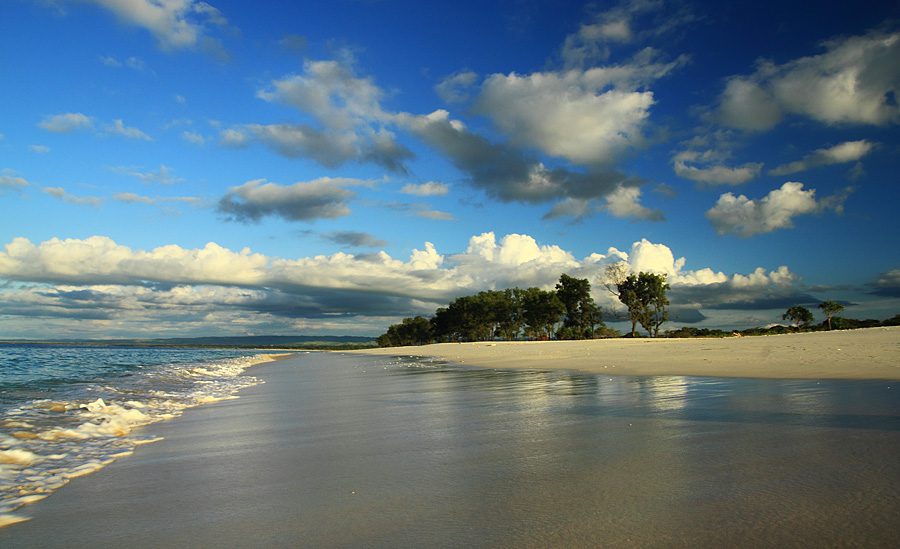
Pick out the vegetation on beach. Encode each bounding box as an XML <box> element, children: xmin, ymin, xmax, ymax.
<box><xmin>377</xmin><ymin>270</ymin><xmax>900</xmax><ymax>347</ymax></box>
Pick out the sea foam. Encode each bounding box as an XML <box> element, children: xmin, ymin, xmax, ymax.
<box><xmin>0</xmin><ymin>350</ymin><xmax>280</xmax><ymax>524</ymax></box>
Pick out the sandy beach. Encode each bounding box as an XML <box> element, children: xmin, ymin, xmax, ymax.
<box><xmin>351</xmin><ymin>326</ymin><xmax>900</xmax><ymax>380</ymax></box>
<box><xmin>2</xmin><ymin>349</ymin><xmax>899</xmax><ymax>547</ymax></box>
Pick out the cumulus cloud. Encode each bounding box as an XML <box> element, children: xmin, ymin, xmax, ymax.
<box><xmin>769</xmin><ymin>140</ymin><xmax>876</xmax><ymax>176</ymax></box>
<box><xmin>435</xmin><ymin>71</ymin><xmax>478</xmax><ymax>103</ymax></box>
<box><xmin>672</xmin><ymin>150</ymin><xmax>762</xmax><ymax>185</ymax></box>
<box><xmin>0</xmin><ymin>232</ymin><xmax>814</xmax><ymax>335</ymax></box>
<box><xmin>719</xmin><ymin>29</ymin><xmax>900</xmax><ymax>130</ymax></box>
<box><xmin>706</xmin><ymin>182</ymin><xmax>851</xmax><ymax>236</ymax></box>
<box><xmin>603</xmin><ymin>186</ymin><xmax>664</xmax><ymax>221</ymax></box>
<box><xmin>86</xmin><ymin>0</ymin><xmax>228</xmax><ymax>53</ymax></box>
<box><xmin>42</xmin><ymin>187</ymin><xmax>102</xmax><ymax>206</ymax></box>
<box><xmin>400</xmin><ymin>181</ymin><xmax>449</xmax><ymax>196</ymax></box>
<box><xmin>249</xmin><ymin>60</ymin><xmax>413</xmax><ymax>172</ymax></box>
<box><xmin>398</xmin><ymin>110</ymin><xmax>635</xmax><ymax>211</ymax></box>
<box><xmin>219</xmin><ymin>128</ymin><xmax>248</xmax><ymax>147</ymax></box>
<box><xmin>39</xmin><ymin>112</ymin><xmax>93</xmax><ymax>133</ymax></box>
<box><xmin>106</xmin><ymin>119</ymin><xmax>152</xmax><ymax>140</ymax></box>
<box><xmin>217</xmin><ymin>177</ymin><xmax>365</xmax><ymax>223</ymax></box>
<box><xmin>474</xmin><ymin>51</ymin><xmax>685</xmax><ymax>167</ymax></box>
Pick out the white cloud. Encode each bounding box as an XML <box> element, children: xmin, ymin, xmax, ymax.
<box><xmin>719</xmin><ymin>29</ymin><xmax>900</xmax><ymax>130</ymax></box>
<box><xmin>400</xmin><ymin>181</ymin><xmax>448</xmax><ymax>196</ymax></box>
<box><xmin>113</xmin><ymin>192</ymin><xmax>155</xmax><ymax>204</ymax></box>
<box><xmin>100</xmin><ymin>55</ymin><xmax>146</xmax><ymax>70</ymax></box>
<box><xmin>113</xmin><ymin>192</ymin><xmax>200</xmax><ymax>206</ymax></box>
<box><xmin>673</xmin><ymin>149</ymin><xmax>762</xmax><ymax>185</ymax></box>
<box><xmin>113</xmin><ymin>165</ymin><xmax>182</xmax><ymax>185</ymax></box>
<box><xmin>42</xmin><ymin>186</ymin><xmax>102</xmax><ymax>206</ymax></box>
<box><xmin>39</xmin><ymin>112</ymin><xmax>93</xmax><ymax>133</ymax></box>
<box><xmin>0</xmin><ymin>232</ymin><xmax>813</xmax><ymax>335</ymax></box>
<box><xmin>474</xmin><ymin>53</ymin><xmax>685</xmax><ymax>167</ymax></box>
<box><xmin>705</xmin><ymin>182</ymin><xmax>849</xmax><ymax>236</ymax></box>
<box><xmin>107</xmin><ymin>119</ymin><xmax>152</xmax><ymax>140</ymax></box>
<box><xmin>87</xmin><ymin>0</ymin><xmax>228</xmax><ymax>52</ymax></box>
<box><xmin>217</xmin><ymin>177</ymin><xmax>366</xmax><ymax>223</ymax></box>
<box><xmin>251</xmin><ymin>60</ymin><xmax>412</xmax><ymax>172</ymax></box>
<box><xmin>769</xmin><ymin>140</ymin><xmax>876</xmax><ymax>176</ymax></box>
<box><xmin>435</xmin><ymin>71</ymin><xmax>478</xmax><ymax>103</ymax></box>
<box><xmin>30</xmin><ymin>144</ymin><xmax>51</xmax><ymax>154</ymax></box>
<box><xmin>181</xmin><ymin>130</ymin><xmax>205</xmax><ymax>145</ymax></box>
<box><xmin>0</xmin><ymin>173</ymin><xmax>30</xmax><ymax>189</ymax></box>
<box><xmin>414</xmin><ymin>208</ymin><xmax>454</xmax><ymax>221</ymax></box>
<box><xmin>603</xmin><ymin>186</ymin><xmax>664</xmax><ymax>221</ymax></box>
<box><xmin>219</xmin><ymin>128</ymin><xmax>248</xmax><ymax>147</ymax></box>
<box><xmin>560</xmin><ymin>0</ymin><xmax>697</xmax><ymax>68</ymax></box>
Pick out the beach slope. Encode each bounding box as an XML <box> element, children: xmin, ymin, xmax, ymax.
<box><xmin>352</xmin><ymin>326</ymin><xmax>900</xmax><ymax>380</ymax></box>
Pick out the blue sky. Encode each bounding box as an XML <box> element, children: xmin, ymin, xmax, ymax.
<box><xmin>1</xmin><ymin>0</ymin><xmax>898</xmax><ymax>338</ymax></box>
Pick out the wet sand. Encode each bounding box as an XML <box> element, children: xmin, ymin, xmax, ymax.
<box><xmin>353</xmin><ymin>326</ymin><xmax>900</xmax><ymax>380</ymax></box>
<box><xmin>1</xmin><ymin>352</ymin><xmax>898</xmax><ymax>547</ymax></box>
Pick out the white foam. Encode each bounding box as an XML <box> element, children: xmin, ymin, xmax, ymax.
<box><xmin>0</xmin><ymin>513</ymin><xmax>30</xmax><ymax>527</ymax></box>
<box><xmin>0</xmin><ymin>449</ymin><xmax>40</xmax><ymax>467</ymax></box>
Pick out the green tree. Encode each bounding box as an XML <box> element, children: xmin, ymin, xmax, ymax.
<box><xmin>638</xmin><ymin>272</ymin><xmax>670</xmax><ymax>338</ymax></box>
<box><xmin>818</xmin><ymin>300</ymin><xmax>844</xmax><ymax>330</ymax></box>
<box><xmin>782</xmin><ymin>305</ymin><xmax>814</xmax><ymax>330</ymax></box>
<box><xmin>377</xmin><ymin>316</ymin><xmax>433</xmax><ymax>347</ymax></box>
<box><xmin>521</xmin><ymin>287</ymin><xmax>565</xmax><ymax>339</ymax></box>
<box><xmin>555</xmin><ymin>273</ymin><xmax>603</xmax><ymax>339</ymax></box>
<box><xmin>613</xmin><ymin>271</ymin><xmax>670</xmax><ymax>337</ymax></box>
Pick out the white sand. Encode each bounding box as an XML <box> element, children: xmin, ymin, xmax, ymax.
<box><xmin>352</xmin><ymin>326</ymin><xmax>900</xmax><ymax>380</ymax></box>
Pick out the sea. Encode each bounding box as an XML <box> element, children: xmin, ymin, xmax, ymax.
<box><xmin>0</xmin><ymin>344</ymin><xmax>274</xmax><ymax>525</ymax></box>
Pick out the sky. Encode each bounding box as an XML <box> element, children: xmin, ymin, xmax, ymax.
<box><xmin>1</xmin><ymin>0</ymin><xmax>898</xmax><ymax>338</ymax></box>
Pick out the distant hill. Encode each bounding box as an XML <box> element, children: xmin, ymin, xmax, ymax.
<box><xmin>0</xmin><ymin>335</ymin><xmax>376</xmax><ymax>349</ymax></box>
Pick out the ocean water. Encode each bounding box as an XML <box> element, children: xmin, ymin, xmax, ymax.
<box><xmin>0</xmin><ymin>345</ymin><xmax>274</xmax><ymax>525</ymax></box>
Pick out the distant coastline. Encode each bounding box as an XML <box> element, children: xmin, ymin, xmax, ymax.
<box><xmin>352</xmin><ymin>326</ymin><xmax>900</xmax><ymax>380</ymax></box>
<box><xmin>0</xmin><ymin>335</ymin><xmax>377</xmax><ymax>351</ymax></box>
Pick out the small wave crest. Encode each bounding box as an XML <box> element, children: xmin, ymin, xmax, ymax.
<box><xmin>0</xmin><ymin>351</ymin><xmax>279</xmax><ymax>524</ymax></box>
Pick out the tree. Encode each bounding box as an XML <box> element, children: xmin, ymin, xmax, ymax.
<box><xmin>612</xmin><ymin>271</ymin><xmax>670</xmax><ymax>337</ymax></box>
<box><xmin>521</xmin><ymin>287</ymin><xmax>565</xmax><ymax>339</ymax></box>
<box><xmin>555</xmin><ymin>274</ymin><xmax>602</xmax><ymax>339</ymax></box>
<box><xmin>637</xmin><ymin>272</ymin><xmax>670</xmax><ymax>337</ymax></box>
<box><xmin>782</xmin><ymin>305</ymin><xmax>813</xmax><ymax>330</ymax></box>
<box><xmin>377</xmin><ymin>316</ymin><xmax>433</xmax><ymax>347</ymax></box>
<box><xmin>818</xmin><ymin>300</ymin><xmax>844</xmax><ymax>330</ymax></box>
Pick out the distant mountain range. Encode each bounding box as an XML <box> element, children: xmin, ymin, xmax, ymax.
<box><xmin>0</xmin><ymin>335</ymin><xmax>376</xmax><ymax>348</ymax></box>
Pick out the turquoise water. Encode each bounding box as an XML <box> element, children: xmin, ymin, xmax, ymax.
<box><xmin>0</xmin><ymin>345</ymin><xmax>273</xmax><ymax>522</ymax></box>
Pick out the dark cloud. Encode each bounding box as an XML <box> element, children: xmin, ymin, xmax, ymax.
<box><xmin>218</xmin><ymin>178</ymin><xmax>356</xmax><ymax>223</ymax></box>
<box><xmin>401</xmin><ymin>111</ymin><xmax>630</xmax><ymax>205</ymax></box>
<box><xmin>868</xmin><ymin>268</ymin><xmax>900</xmax><ymax>297</ymax></box>
<box><xmin>323</xmin><ymin>231</ymin><xmax>387</xmax><ymax>248</ymax></box>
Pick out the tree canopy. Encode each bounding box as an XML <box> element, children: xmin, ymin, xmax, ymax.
<box><xmin>818</xmin><ymin>300</ymin><xmax>844</xmax><ymax>330</ymax></box>
<box><xmin>783</xmin><ymin>305</ymin><xmax>814</xmax><ymax>329</ymax></box>
<box><xmin>611</xmin><ymin>270</ymin><xmax>670</xmax><ymax>337</ymax></box>
<box><xmin>377</xmin><ymin>274</ymin><xmax>606</xmax><ymax>347</ymax></box>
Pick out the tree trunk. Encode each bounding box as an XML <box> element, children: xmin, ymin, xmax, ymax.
<box><xmin>631</xmin><ymin>320</ymin><xmax>637</xmax><ymax>337</ymax></box>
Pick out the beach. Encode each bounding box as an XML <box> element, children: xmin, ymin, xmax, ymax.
<box><xmin>2</xmin><ymin>344</ymin><xmax>899</xmax><ymax>547</ymax></box>
<box><xmin>353</xmin><ymin>326</ymin><xmax>900</xmax><ymax>380</ymax></box>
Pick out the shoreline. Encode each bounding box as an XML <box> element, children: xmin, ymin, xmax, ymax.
<box><xmin>350</xmin><ymin>326</ymin><xmax>900</xmax><ymax>380</ymax></box>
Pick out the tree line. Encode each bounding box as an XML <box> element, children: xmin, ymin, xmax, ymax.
<box><xmin>376</xmin><ymin>271</ymin><xmax>670</xmax><ymax>347</ymax></box>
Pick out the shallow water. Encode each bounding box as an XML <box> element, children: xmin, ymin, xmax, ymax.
<box><xmin>0</xmin><ymin>345</ymin><xmax>271</xmax><ymax>524</ymax></box>
<box><xmin>2</xmin><ymin>351</ymin><xmax>899</xmax><ymax>546</ymax></box>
